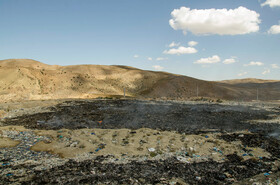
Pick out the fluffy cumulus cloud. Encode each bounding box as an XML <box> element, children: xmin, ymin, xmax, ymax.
<box><xmin>238</xmin><ymin>72</ymin><xmax>248</xmax><ymax>77</ymax></box>
<box><xmin>268</xmin><ymin>23</ymin><xmax>280</xmax><ymax>34</ymax></box>
<box><xmin>169</xmin><ymin>42</ymin><xmax>180</xmax><ymax>47</ymax></box>
<box><xmin>148</xmin><ymin>57</ymin><xmax>153</xmax><ymax>61</ymax></box>
<box><xmin>271</xmin><ymin>64</ymin><xmax>280</xmax><ymax>68</ymax></box>
<box><xmin>188</xmin><ymin>41</ymin><xmax>198</xmax><ymax>47</ymax></box>
<box><xmin>194</xmin><ymin>55</ymin><xmax>221</xmax><ymax>64</ymax></box>
<box><xmin>164</xmin><ymin>46</ymin><xmax>197</xmax><ymax>55</ymax></box>
<box><xmin>156</xmin><ymin>57</ymin><xmax>168</xmax><ymax>61</ymax></box>
<box><xmin>261</xmin><ymin>0</ymin><xmax>280</xmax><ymax>8</ymax></box>
<box><xmin>244</xmin><ymin>61</ymin><xmax>264</xmax><ymax>66</ymax></box>
<box><xmin>262</xmin><ymin>69</ymin><xmax>271</xmax><ymax>75</ymax></box>
<box><xmin>169</xmin><ymin>6</ymin><xmax>260</xmax><ymax>35</ymax></box>
<box><xmin>223</xmin><ymin>58</ymin><xmax>237</xmax><ymax>64</ymax></box>
<box><xmin>153</xmin><ymin>65</ymin><xmax>164</xmax><ymax>71</ymax></box>
<box><xmin>134</xmin><ymin>55</ymin><xmax>139</xmax><ymax>58</ymax></box>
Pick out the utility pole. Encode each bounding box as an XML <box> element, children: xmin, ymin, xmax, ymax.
<box><xmin>257</xmin><ymin>88</ymin><xmax>259</xmax><ymax>101</ymax></box>
<box><xmin>124</xmin><ymin>88</ymin><xmax>126</xmax><ymax>98</ymax></box>
<box><xmin>196</xmin><ymin>84</ymin><xmax>199</xmax><ymax>97</ymax></box>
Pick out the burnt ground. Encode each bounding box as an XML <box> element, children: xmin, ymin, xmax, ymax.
<box><xmin>1</xmin><ymin>155</ymin><xmax>275</xmax><ymax>185</ymax></box>
<box><xmin>2</xmin><ymin>99</ymin><xmax>280</xmax><ymax>134</ymax></box>
<box><xmin>1</xmin><ymin>99</ymin><xmax>280</xmax><ymax>184</ymax></box>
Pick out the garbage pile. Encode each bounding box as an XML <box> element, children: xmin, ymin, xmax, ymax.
<box><xmin>0</xmin><ymin>99</ymin><xmax>280</xmax><ymax>184</ymax></box>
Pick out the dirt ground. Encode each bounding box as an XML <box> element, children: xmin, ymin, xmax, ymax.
<box><xmin>0</xmin><ymin>137</ymin><xmax>20</xmax><ymax>148</ymax></box>
<box><xmin>0</xmin><ymin>99</ymin><xmax>280</xmax><ymax>184</ymax></box>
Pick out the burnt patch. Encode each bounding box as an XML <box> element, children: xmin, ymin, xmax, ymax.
<box><xmin>219</xmin><ymin>133</ymin><xmax>280</xmax><ymax>158</ymax></box>
<box><xmin>0</xmin><ymin>156</ymin><xmax>274</xmax><ymax>184</ymax></box>
<box><xmin>2</xmin><ymin>100</ymin><xmax>277</xmax><ymax>134</ymax></box>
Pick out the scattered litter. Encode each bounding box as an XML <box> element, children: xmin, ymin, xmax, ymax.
<box><xmin>6</xmin><ymin>173</ymin><xmax>13</xmax><ymax>177</ymax></box>
<box><xmin>95</xmin><ymin>148</ymin><xmax>101</xmax><ymax>152</ymax></box>
<box><xmin>213</xmin><ymin>147</ymin><xmax>223</xmax><ymax>154</ymax></box>
<box><xmin>98</xmin><ymin>143</ymin><xmax>106</xmax><ymax>149</ymax></box>
<box><xmin>205</xmin><ymin>136</ymin><xmax>209</xmax><ymax>138</ymax></box>
<box><xmin>91</xmin><ymin>132</ymin><xmax>95</xmax><ymax>135</ymax></box>
<box><xmin>176</xmin><ymin>156</ymin><xmax>190</xmax><ymax>163</ymax></box>
<box><xmin>98</xmin><ymin>121</ymin><xmax>103</xmax><ymax>124</ymax></box>
<box><xmin>264</xmin><ymin>173</ymin><xmax>270</xmax><ymax>176</ymax></box>
<box><xmin>148</xmin><ymin>148</ymin><xmax>155</xmax><ymax>152</ymax></box>
<box><xmin>226</xmin><ymin>178</ymin><xmax>235</xmax><ymax>182</ymax></box>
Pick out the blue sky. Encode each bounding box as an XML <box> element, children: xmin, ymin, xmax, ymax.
<box><xmin>0</xmin><ymin>0</ymin><xmax>279</xmax><ymax>81</ymax></box>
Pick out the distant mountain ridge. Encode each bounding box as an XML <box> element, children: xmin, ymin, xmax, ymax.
<box><xmin>0</xmin><ymin>59</ymin><xmax>279</xmax><ymax>102</ymax></box>
<box><xmin>220</xmin><ymin>78</ymin><xmax>280</xmax><ymax>84</ymax></box>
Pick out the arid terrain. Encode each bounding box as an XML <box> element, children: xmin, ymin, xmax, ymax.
<box><xmin>0</xmin><ymin>99</ymin><xmax>280</xmax><ymax>184</ymax></box>
<box><xmin>1</xmin><ymin>59</ymin><xmax>280</xmax><ymax>102</ymax></box>
<box><xmin>0</xmin><ymin>59</ymin><xmax>280</xmax><ymax>184</ymax></box>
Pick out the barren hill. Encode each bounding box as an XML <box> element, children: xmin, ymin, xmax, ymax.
<box><xmin>220</xmin><ymin>78</ymin><xmax>280</xmax><ymax>84</ymax></box>
<box><xmin>0</xmin><ymin>59</ymin><xmax>279</xmax><ymax>102</ymax></box>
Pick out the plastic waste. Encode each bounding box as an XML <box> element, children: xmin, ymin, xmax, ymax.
<box><xmin>148</xmin><ymin>148</ymin><xmax>155</xmax><ymax>152</ymax></box>
<box><xmin>95</xmin><ymin>148</ymin><xmax>101</xmax><ymax>152</ymax></box>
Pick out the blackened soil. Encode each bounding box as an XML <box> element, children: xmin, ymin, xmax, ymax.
<box><xmin>1</xmin><ymin>155</ymin><xmax>274</xmax><ymax>185</ymax></box>
<box><xmin>3</xmin><ymin>100</ymin><xmax>278</xmax><ymax>134</ymax></box>
<box><xmin>219</xmin><ymin>133</ymin><xmax>280</xmax><ymax>158</ymax></box>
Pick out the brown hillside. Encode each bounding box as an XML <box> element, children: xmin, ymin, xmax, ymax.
<box><xmin>0</xmin><ymin>59</ymin><xmax>279</xmax><ymax>102</ymax></box>
<box><xmin>220</xmin><ymin>78</ymin><xmax>280</xmax><ymax>84</ymax></box>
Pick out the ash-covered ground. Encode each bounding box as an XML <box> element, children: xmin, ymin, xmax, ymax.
<box><xmin>3</xmin><ymin>99</ymin><xmax>280</xmax><ymax>133</ymax></box>
<box><xmin>0</xmin><ymin>99</ymin><xmax>280</xmax><ymax>184</ymax></box>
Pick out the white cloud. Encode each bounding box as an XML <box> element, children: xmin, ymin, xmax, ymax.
<box><xmin>271</xmin><ymin>64</ymin><xmax>280</xmax><ymax>68</ymax></box>
<box><xmin>244</xmin><ymin>61</ymin><xmax>264</xmax><ymax>66</ymax></box>
<box><xmin>268</xmin><ymin>24</ymin><xmax>280</xmax><ymax>34</ymax></box>
<box><xmin>169</xmin><ymin>6</ymin><xmax>260</xmax><ymax>35</ymax></box>
<box><xmin>156</xmin><ymin>57</ymin><xmax>168</xmax><ymax>61</ymax></box>
<box><xmin>188</xmin><ymin>41</ymin><xmax>198</xmax><ymax>47</ymax></box>
<box><xmin>148</xmin><ymin>57</ymin><xmax>153</xmax><ymax>61</ymax></box>
<box><xmin>238</xmin><ymin>72</ymin><xmax>248</xmax><ymax>77</ymax></box>
<box><xmin>194</xmin><ymin>55</ymin><xmax>221</xmax><ymax>64</ymax></box>
<box><xmin>134</xmin><ymin>55</ymin><xmax>139</xmax><ymax>58</ymax></box>
<box><xmin>223</xmin><ymin>58</ymin><xmax>237</xmax><ymax>64</ymax></box>
<box><xmin>261</xmin><ymin>0</ymin><xmax>280</xmax><ymax>8</ymax></box>
<box><xmin>164</xmin><ymin>46</ymin><xmax>197</xmax><ymax>55</ymax></box>
<box><xmin>153</xmin><ymin>65</ymin><xmax>164</xmax><ymax>71</ymax></box>
<box><xmin>169</xmin><ymin>42</ymin><xmax>180</xmax><ymax>47</ymax></box>
<box><xmin>262</xmin><ymin>69</ymin><xmax>271</xmax><ymax>75</ymax></box>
